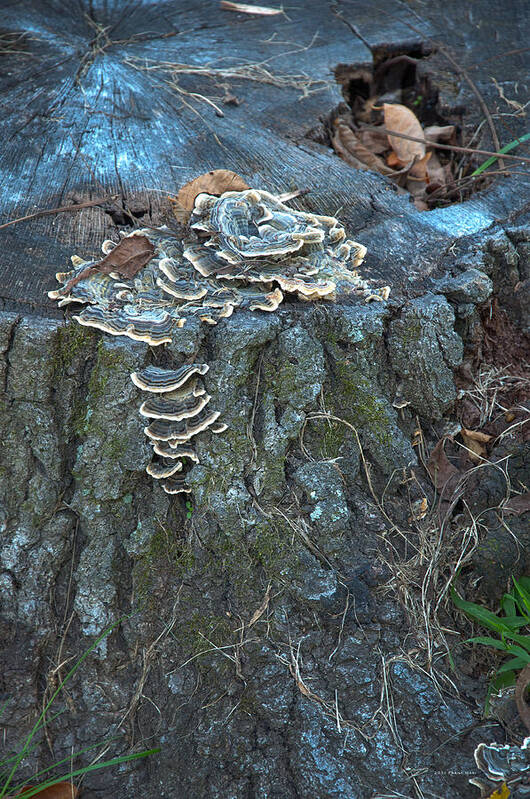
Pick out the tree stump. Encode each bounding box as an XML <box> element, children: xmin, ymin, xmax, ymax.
<box><xmin>1</xmin><ymin>2</ymin><xmax>529</xmax><ymax>798</ymax></box>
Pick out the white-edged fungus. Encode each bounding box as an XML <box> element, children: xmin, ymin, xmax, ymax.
<box><xmin>49</xmin><ymin>185</ymin><xmax>389</xmax><ymax>497</ymax></box>
<box><xmin>469</xmin><ymin>737</ymin><xmax>530</xmax><ymax>796</ymax></box>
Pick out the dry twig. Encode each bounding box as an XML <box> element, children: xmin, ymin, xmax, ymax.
<box><xmin>0</xmin><ymin>195</ymin><xmax>119</xmax><ymax>232</ymax></box>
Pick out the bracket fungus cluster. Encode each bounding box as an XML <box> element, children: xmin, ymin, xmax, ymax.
<box><xmin>50</xmin><ymin>187</ymin><xmax>389</xmax><ymax>495</ymax></box>
<box><xmin>470</xmin><ymin>737</ymin><xmax>530</xmax><ymax>796</ymax></box>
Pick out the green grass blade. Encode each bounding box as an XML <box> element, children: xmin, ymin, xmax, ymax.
<box><xmin>0</xmin><ymin>619</ymin><xmax>125</xmax><ymax>798</ymax></box>
<box><xmin>513</xmin><ymin>577</ymin><xmax>530</xmax><ymax>619</ymax></box>
<box><xmin>467</xmin><ymin>636</ymin><xmax>508</xmax><ymax>651</ymax></box>
<box><xmin>502</xmin><ymin>642</ymin><xmax>530</xmax><ymax>660</ymax></box>
<box><xmin>470</xmin><ymin>132</ymin><xmax>530</xmax><ymax>176</ymax></box>
<box><xmin>0</xmin><ymin>709</ymin><xmax>68</xmax><ymax>775</ymax></box>
<box><xmin>451</xmin><ymin>587</ymin><xmax>514</xmax><ymax>633</ymax></box>
<box><xmin>9</xmin><ymin>749</ymin><xmax>160</xmax><ymax>798</ymax></box>
<box><xmin>505</xmin><ymin>632</ymin><xmax>530</xmax><ymax>655</ymax></box>
<box><xmin>12</xmin><ymin>737</ymin><xmax>123</xmax><ymax>789</ymax></box>
<box><xmin>517</xmin><ymin>576</ymin><xmax>530</xmax><ymax>594</ymax></box>
<box><xmin>497</xmin><ymin>656</ymin><xmax>529</xmax><ymax>674</ymax></box>
<box><xmin>500</xmin><ymin>616</ymin><xmax>530</xmax><ymax>630</ymax></box>
<box><xmin>501</xmin><ymin>592</ymin><xmax>517</xmax><ymax>618</ymax></box>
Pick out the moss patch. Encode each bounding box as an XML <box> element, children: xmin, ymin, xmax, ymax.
<box><xmin>52</xmin><ymin>323</ymin><xmax>96</xmax><ymax>376</ymax></box>
<box><xmin>332</xmin><ymin>363</ymin><xmax>393</xmax><ymax>448</ymax></box>
<box><xmin>134</xmin><ymin>517</ymin><xmax>195</xmax><ymax>601</ymax></box>
<box><xmin>75</xmin><ymin>340</ymin><xmax>133</xmax><ymax>443</ymax></box>
<box><xmin>318</xmin><ymin>419</ymin><xmax>348</xmax><ymax>460</ymax></box>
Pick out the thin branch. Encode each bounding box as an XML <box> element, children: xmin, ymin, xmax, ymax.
<box><xmin>363</xmin><ymin>125</ymin><xmax>530</xmax><ymax>163</ymax></box>
<box><xmin>434</xmin><ymin>42</ymin><xmax>505</xmax><ymax>169</ymax></box>
<box><xmin>0</xmin><ymin>195</ymin><xmax>119</xmax><ymax>232</ymax></box>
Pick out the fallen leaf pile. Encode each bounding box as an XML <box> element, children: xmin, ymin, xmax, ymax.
<box><xmin>424</xmin><ymin>428</ymin><xmax>530</xmax><ymax>520</ymax></box>
<box><xmin>331</xmin><ymin>102</ymin><xmax>457</xmax><ymax>210</ymax></box>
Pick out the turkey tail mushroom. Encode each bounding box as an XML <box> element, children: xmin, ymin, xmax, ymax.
<box><xmin>48</xmin><ymin>183</ymin><xmax>390</xmax><ymax>498</ymax></box>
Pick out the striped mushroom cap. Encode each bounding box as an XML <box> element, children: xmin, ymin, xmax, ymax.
<box><xmin>131</xmin><ymin>364</ymin><xmax>209</xmax><ymax>393</ymax></box>
<box><xmin>48</xmin><ymin>186</ymin><xmax>387</xmax><ymax>496</ymax></box>
<box><xmin>473</xmin><ymin>738</ymin><xmax>530</xmax><ymax>782</ymax></box>
<box><xmin>49</xmin><ymin>189</ymin><xmax>380</xmax><ymax>342</ymax></box>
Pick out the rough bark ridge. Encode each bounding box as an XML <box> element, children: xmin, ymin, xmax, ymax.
<box><xmin>0</xmin><ymin>1</ymin><xmax>529</xmax><ymax>797</ymax></box>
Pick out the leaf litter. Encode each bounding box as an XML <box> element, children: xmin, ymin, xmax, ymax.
<box><xmin>332</xmin><ymin>100</ymin><xmax>459</xmax><ymax>210</ymax></box>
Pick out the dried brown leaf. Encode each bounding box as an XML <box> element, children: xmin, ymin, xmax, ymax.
<box><xmin>461</xmin><ymin>437</ymin><xmax>486</xmax><ymax>462</ymax></box>
<box><xmin>386</xmin><ymin>150</ymin><xmax>401</xmax><ymax>168</ymax></box>
<box><xmin>332</xmin><ymin>121</ymin><xmax>395</xmax><ymax>176</ymax></box>
<box><xmin>220</xmin><ymin>0</ymin><xmax>283</xmax><ymax>13</ymax></box>
<box><xmin>409</xmin><ymin>497</ymin><xmax>428</xmax><ymax>521</ymax></box>
<box><xmin>59</xmin><ymin>235</ymin><xmax>155</xmax><ymax>295</ymax></box>
<box><xmin>248</xmin><ymin>583</ymin><xmax>271</xmax><ymax>627</ymax></box>
<box><xmin>461</xmin><ymin>427</ymin><xmax>493</xmax><ymax>462</ymax></box>
<box><xmin>504</xmin><ymin>492</ymin><xmax>530</xmax><ymax>516</ymax></box>
<box><xmin>425</xmin><ymin>151</ymin><xmax>446</xmax><ymax>187</ymax></box>
<box><xmin>358</xmin><ymin>127</ymin><xmax>389</xmax><ymax>154</ymax></box>
<box><xmin>426</xmin><ymin>437</ymin><xmax>460</xmax><ymax>492</ymax></box>
<box><xmin>173</xmin><ymin>170</ymin><xmax>249</xmax><ymax>223</ymax></box>
<box><xmin>406</xmin><ymin>173</ymin><xmax>428</xmax><ymax>204</ymax></box>
<box><xmin>408</xmin><ymin>150</ymin><xmax>432</xmax><ymax>180</ymax></box>
<box><xmin>424</xmin><ymin>125</ymin><xmax>456</xmax><ymax>143</ymax></box>
<box><xmin>331</xmin><ymin>130</ymin><xmax>368</xmax><ymax>170</ymax></box>
<box><xmin>8</xmin><ymin>783</ymin><xmax>79</xmax><ymax>799</ymax></box>
<box><xmin>383</xmin><ymin>103</ymin><xmax>425</xmax><ymax>165</ymax></box>
<box><xmin>461</xmin><ymin>427</ymin><xmax>493</xmax><ymax>444</ymax></box>
<box><xmin>357</xmin><ymin>96</ymin><xmax>381</xmax><ymax>124</ymax></box>
<box><xmin>96</xmin><ymin>234</ymin><xmax>155</xmax><ymax>278</ymax></box>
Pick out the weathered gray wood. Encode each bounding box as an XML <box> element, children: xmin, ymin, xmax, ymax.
<box><xmin>1</xmin><ymin>0</ymin><xmax>529</xmax><ymax>314</ymax></box>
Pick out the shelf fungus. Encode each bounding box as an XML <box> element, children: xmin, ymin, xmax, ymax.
<box><xmin>49</xmin><ymin>186</ymin><xmax>389</xmax><ymax>495</ymax></box>
<box><xmin>470</xmin><ymin>737</ymin><xmax>530</xmax><ymax>797</ymax></box>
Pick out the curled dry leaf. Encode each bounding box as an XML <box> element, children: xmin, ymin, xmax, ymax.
<box><xmin>96</xmin><ymin>234</ymin><xmax>155</xmax><ymax>278</ymax></box>
<box><xmin>171</xmin><ymin>169</ymin><xmax>249</xmax><ymax>223</ymax></box>
<box><xmin>460</xmin><ymin>427</ymin><xmax>493</xmax><ymax>462</ymax></box>
<box><xmin>332</xmin><ymin>120</ymin><xmax>395</xmax><ymax>176</ymax></box>
<box><xmin>59</xmin><ymin>235</ymin><xmax>155</xmax><ymax>295</ymax></box>
<box><xmin>383</xmin><ymin>103</ymin><xmax>425</xmax><ymax>166</ymax></box>
<box><xmin>424</xmin><ymin>150</ymin><xmax>446</xmax><ymax>188</ymax></box>
<box><xmin>8</xmin><ymin>782</ymin><xmax>79</xmax><ymax>798</ymax></box>
<box><xmin>386</xmin><ymin>150</ymin><xmax>401</xmax><ymax>168</ymax></box>
<box><xmin>424</xmin><ymin>125</ymin><xmax>456</xmax><ymax>144</ymax></box>
<box><xmin>220</xmin><ymin>0</ymin><xmax>283</xmax><ymax>13</ymax></box>
<box><xmin>504</xmin><ymin>492</ymin><xmax>530</xmax><ymax>516</ymax></box>
<box><xmin>408</xmin><ymin>150</ymin><xmax>432</xmax><ymax>180</ymax></box>
<box><xmin>426</xmin><ymin>437</ymin><xmax>460</xmax><ymax>492</ymax></box>
<box><xmin>358</xmin><ymin>127</ymin><xmax>390</xmax><ymax>154</ymax></box>
<box><xmin>247</xmin><ymin>583</ymin><xmax>272</xmax><ymax>627</ymax></box>
<box><xmin>409</xmin><ymin>497</ymin><xmax>428</xmax><ymax>521</ymax></box>
<box><xmin>357</xmin><ymin>95</ymin><xmax>381</xmax><ymax>124</ymax></box>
